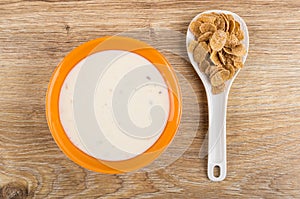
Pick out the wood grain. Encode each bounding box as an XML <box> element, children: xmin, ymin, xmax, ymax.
<box><xmin>1</xmin><ymin>0</ymin><xmax>300</xmax><ymax>198</ymax></box>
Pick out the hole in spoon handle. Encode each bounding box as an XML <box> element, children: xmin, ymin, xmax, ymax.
<box><xmin>207</xmin><ymin>92</ymin><xmax>228</xmax><ymax>181</ymax></box>
<box><xmin>208</xmin><ymin>161</ymin><xmax>226</xmax><ymax>181</ymax></box>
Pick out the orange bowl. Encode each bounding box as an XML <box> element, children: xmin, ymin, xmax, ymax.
<box><xmin>46</xmin><ymin>36</ymin><xmax>182</xmax><ymax>173</ymax></box>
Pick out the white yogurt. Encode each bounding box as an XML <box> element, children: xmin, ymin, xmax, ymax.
<box><xmin>59</xmin><ymin>50</ymin><xmax>170</xmax><ymax>161</ymax></box>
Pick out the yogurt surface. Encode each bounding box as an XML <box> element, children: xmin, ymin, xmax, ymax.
<box><xmin>59</xmin><ymin>50</ymin><xmax>170</xmax><ymax>161</ymax></box>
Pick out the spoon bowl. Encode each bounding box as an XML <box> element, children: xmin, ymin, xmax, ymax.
<box><xmin>186</xmin><ymin>10</ymin><xmax>249</xmax><ymax>181</ymax></box>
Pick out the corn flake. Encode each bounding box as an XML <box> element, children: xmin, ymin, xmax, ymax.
<box><xmin>200</xmin><ymin>41</ymin><xmax>211</xmax><ymax>53</ymax></box>
<box><xmin>200</xmin><ymin>23</ymin><xmax>217</xmax><ymax>33</ymax></box>
<box><xmin>210</xmin><ymin>30</ymin><xmax>227</xmax><ymax>51</ymax></box>
<box><xmin>193</xmin><ymin>43</ymin><xmax>207</xmax><ymax>64</ymax></box>
<box><xmin>212</xmin><ymin>83</ymin><xmax>225</xmax><ymax>94</ymax></box>
<box><xmin>198</xmin><ymin>32</ymin><xmax>213</xmax><ymax>42</ymax></box>
<box><xmin>210</xmin><ymin>50</ymin><xmax>222</xmax><ymax>65</ymax></box>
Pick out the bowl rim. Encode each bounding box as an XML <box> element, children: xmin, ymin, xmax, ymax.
<box><xmin>45</xmin><ymin>36</ymin><xmax>182</xmax><ymax>173</ymax></box>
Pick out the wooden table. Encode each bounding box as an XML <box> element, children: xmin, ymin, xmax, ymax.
<box><xmin>1</xmin><ymin>0</ymin><xmax>299</xmax><ymax>198</ymax></box>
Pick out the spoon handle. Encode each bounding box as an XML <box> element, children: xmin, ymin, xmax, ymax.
<box><xmin>207</xmin><ymin>91</ymin><xmax>228</xmax><ymax>181</ymax></box>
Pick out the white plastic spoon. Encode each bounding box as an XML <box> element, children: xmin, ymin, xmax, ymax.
<box><xmin>186</xmin><ymin>10</ymin><xmax>249</xmax><ymax>181</ymax></box>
